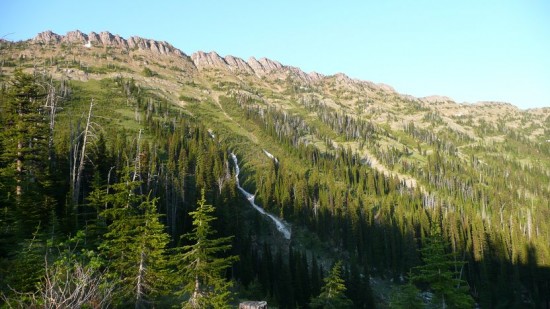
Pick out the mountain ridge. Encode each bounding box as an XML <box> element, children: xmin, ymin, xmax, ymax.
<box><xmin>30</xmin><ymin>30</ymin><xmax>429</xmax><ymax>100</ymax></box>
<box><xmin>29</xmin><ymin>30</ymin><xmax>549</xmax><ymax>110</ymax></box>
<box><xmin>6</xmin><ymin>30</ymin><xmax>546</xmax><ymax>137</ymax></box>
<box><xmin>6</xmin><ymin>30</ymin><xmax>546</xmax><ymax>148</ymax></box>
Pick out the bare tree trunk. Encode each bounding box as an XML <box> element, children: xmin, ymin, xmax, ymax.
<box><xmin>132</xmin><ymin>129</ymin><xmax>142</xmax><ymax>193</ymax></box>
<box><xmin>135</xmin><ymin>250</ymin><xmax>146</xmax><ymax>309</ymax></box>
<box><xmin>15</xmin><ymin>96</ymin><xmax>24</xmax><ymax>198</ymax></box>
<box><xmin>45</xmin><ymin>82</ymin><xmax>58</xmax><ymax>162</ymax></box>
<box><xmin>190</xmin><ymin>274</ymin><xmax>201</xmax><ymax>309</ymax></box>
<box><xmin>73</xmin><ymin>99</ymin><xmax>94</xmax><ymax>205</ymax></box>
<box><xmin>16</xmin><ymin>141</ymin><xmax>22</xmax><ymax>197</ymax></box>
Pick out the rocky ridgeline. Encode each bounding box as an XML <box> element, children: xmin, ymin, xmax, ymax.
<box><xmin>191</xmin><ymin>50</ymin><xmax>394</xmax><ymax>91</ymax></box>
<box><xmin>188</xmin><ymin>48</ymin><xmax>399</xmax><ymax>92</ymax></box>
<box><xmin>191</xmin><ymin>50</ymin><xmax>324</xmax><ymax>83</ymax></box>
<box><xmin>33</xmin><ymin>30</ymin><xmax>186</xmax><ymax>57</ymax></box>
<box><xmin>191</xmin><ymin>50</ymin><xmax>283</xmax><ymax>75</ymax></box>
<box><xmin>30</xmin><ymin>30</ymin><xmax>396</xmax><ymax>93</ymax></box>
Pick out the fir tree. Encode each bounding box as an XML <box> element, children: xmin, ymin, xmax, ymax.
<box><xmin>310</xmin><ymin>261</ymin><xmax>353</xmax><ymax>309</ymax></box>
<box><xmin>410</xmin><ymin>225</ymin><xmax>474</xmax><ymax>309</ymax></box>
<box><xmin>0</xmin><ymin>70</ymin><xmax>51</xmax><ymax>236</ymax></box>
<box><xmin>179</xmin><ymin>189</ymin><xmax>238</xmax><ymax>308</ymax></box>
<box><xmin>99</xmin><ymin>178</ymin><xmax>171</xmax><ymax>308</ymax></box>
<box><xmin>0</xmin><ymin>70</ymin><xmax>48</xmax><ymax>198</ymax></box>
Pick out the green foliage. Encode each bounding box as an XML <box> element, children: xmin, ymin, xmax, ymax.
<box><xmin>1</xmin><ymin>230</ymin><xmax>113</xmax><ymax>308</ymax></box>
<box><xmin>98</xmin><ymin>177</ymin><xmax>171</xmax><ymax>307</ymax></box>
<box><xmin>2</xmin><ymin>225</ymin><xmax>48</xmax><ymax>294</ymax></box>
<box><xmin>389</xmin><ymin>281</ymin><xmax>423</xmax><ymax>309</ymax></box>
<box><xmin>410</xmin><ymin>225</ymin><xmax>474</xmax><ymax>309</ymax></box>
<box><xmin>0</xmin><ymin>70</ymin><xmax>50</xmax><ymax>201</ymax></box>
<box><xmin>179</xmin><ymin>94</ymin><xmax>200</xmax><ymax>103</ymax></box>
<box><xmin>178</xmin><ymin>189</ymin><xmax>238</xmax><ymax>308</ymax></box>
<box><xmin>310</xmin><ymin>261</ymin><xmax>353</xmax><ymax>309</ymax></box>
<box><xmin>142</xmin><ymin>67</ymin><xmax>155</xmax><ymax>77</ymax></box>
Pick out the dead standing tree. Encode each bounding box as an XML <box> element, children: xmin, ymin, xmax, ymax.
<box><xmin>71</xmin><ymin>99</ymin><xmax>97</xmax><ymax>207</ymax></box>
<box><xmin>42</xmin><ymin>78</ymin><xmax>66</xmax><ymax>166</ymax></box>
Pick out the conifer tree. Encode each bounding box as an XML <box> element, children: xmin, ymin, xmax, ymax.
<box><xmin>0</xmin><ymin>70</ymin><xmax>51</xmax><ymax>235</ymax></box>
<box><xmin>346</xmin><ymin>262</ymin><xmax>375</xmax><ymax>308</ymax></box>
<box><xmin>179</xmin><ymin>189</ymin><xmax>238</xmax><ymax>308</ymax></box>
<box><xmin>310</xmin><ymin>261</ymin><xmax>353</xmax><ymax>308</ymax></box>
<box><xmin>2</xmin><ymin>224</ymin><xmax>48</xmax><ymax>294</ymax></box>
<box><xmin>99</xmin><ymin>178</ymin><xmax>171</xmax><ymax>308</ymax></box>
<box><xmin>0</xmin><ymin>70</ymin><xmax>47</xmax><ymax>198</ymax></box>
<box><xmin>410</xmin><ymin>225</ymin><xmax>474</xmax><ymax>309</ymax></box>
<box><xmin>389</xmin><ymin>280</ymin><xmax>423</xmax><ymax>309</ymax></box>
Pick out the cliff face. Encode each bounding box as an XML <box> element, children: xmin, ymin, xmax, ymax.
<box><xmin>190</xmin><ymin>50</ymin><xmax>324</xmax><ymax>83</ymax></box>
<box><xmin>33</xmin><ymin>30</ymin><xmax>186</xmax><ymax>57</ymax></box>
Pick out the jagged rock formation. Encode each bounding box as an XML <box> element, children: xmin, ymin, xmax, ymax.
<box><xmin>33</xmin><ymin>30</ymin><xmax>186</xmax><ymax>57</ymax></box>
<box><xmin>185</xmin><ymin>45</ymin><xmax>327</xmax><ymax>84</ymax></box>
<box><xmin>190</xmin><ymin>50</ymin><xmax>323</xmax><ymax>83</ymax></box>
<box><xmin>32</xmin><ymin>30</ymin><xmax>62</xmax><ymax>44</ymax></box>
<box><xmin>30</xmin><ymin>30</ymin><xmax>398</xmax><ymax>93</ymax></box>
<box><xmin>224</xmin><ymin>55</ymin><xmax>255</xmax><ymax>74</ymax></box>
<box><xmin>246</xmin><ymin>56</ymin><xmax>282</xmax><ymax>74</ymax></box>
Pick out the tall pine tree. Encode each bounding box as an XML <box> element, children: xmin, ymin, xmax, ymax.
<box><xmin>0</xmin><ymin>70</ymin><xmax>51</xmax><ymax>236</ymax></box>
<box><xmin>178</xmin><ymin>189</ymin><xmax>238</xmax><ymax>308</ymax></box>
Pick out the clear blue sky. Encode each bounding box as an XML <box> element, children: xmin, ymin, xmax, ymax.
<box><xmin>2</xmin><ymin>0</ymin><xmax>549</xmax><ymax>108</ymax></box>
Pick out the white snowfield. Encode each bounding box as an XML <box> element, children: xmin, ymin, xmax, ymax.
<box><xmin>230</xmin><ymin>153</ymin><xmax>291</xmax><ymax>239</ymax></box>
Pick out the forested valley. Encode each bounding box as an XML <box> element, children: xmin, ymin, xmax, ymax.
<box><xmin>1</xmin><ymin>32</ymin><xmax>549</xmax><ymax>308</ymax></box>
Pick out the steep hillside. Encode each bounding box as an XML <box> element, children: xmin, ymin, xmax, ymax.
<box><xmin>1</xmin><ymin>30</ymin><xmax>549</xmax><ymax>307</ymax></box>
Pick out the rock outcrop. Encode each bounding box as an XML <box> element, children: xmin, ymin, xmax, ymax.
<box><xmin>191</xmin><ymin>51</ymin><xmax>229</xmax><ymax>70</ymax></box>
<box><xmin>191</xmin><ymin>50</ymin><xmax>325</xmax><ymax>84</ymax></box>
<box><xmin>224</xmin><ymin>55</ymin><xmax>255</xmax><ymax>74</ymax></box>
<box><xmin>32</xmin><ymin>30</ymin><xmax>62</xmax><ymax>44</ymax></box>
<box><xmin>33</xmin><ymin>30</ymin><xmax>186</xmax><ymax>57</ymax></box>
<box><xmin>288</xmin><ymin>66</ymin><xmax>324</xmax><ymax>83</ymax></box>
<box><xmin>421</xmin><ymin>95</ymin><xmax>455</xmax><ymax>103</ymax></box>
<box><xmin>247</xmin><ymin>56</ymin><xmax>283</xmax><ymax>75</ymax></box>
<box><xmin>62</xmin><ymin>30</ymin><xmax>88</xmax><ymax>44</ymax></box>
